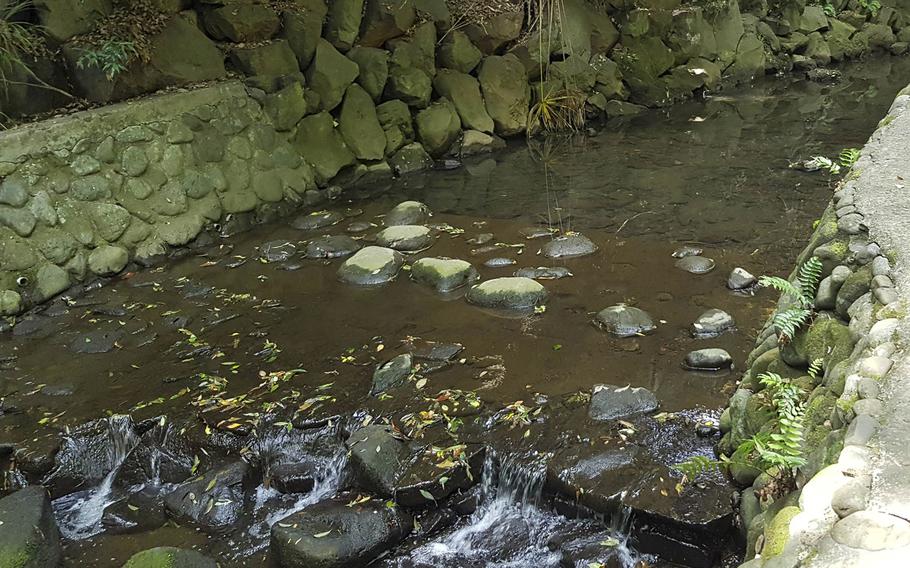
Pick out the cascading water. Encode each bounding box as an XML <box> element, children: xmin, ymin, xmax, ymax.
<box><xmin>388</xmin><ymin>452</ymin><xmax>647</xmax><ymax>568</ymax></box>
<box><xmin>52</xmin><ymin>415</ymin><xmax>139</xmax><ymax>540</ymax></box>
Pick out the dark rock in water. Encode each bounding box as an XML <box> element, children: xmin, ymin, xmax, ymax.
<box><xmin>394</xmin><ymin>445</ymin><xmax>485</xmax><ymax>507</ymax></box>
<box><xmin>410</xmin><ymin>257</ymin><xmax>478</xmax><ymax>293</ymax></box>
<box><xmin>0</xmin><ymin>487</ymin><xmax>61</xmax><ymax>568</ymax></box>
<box><xmin>45</xmin><ymin>415</ymin><xmax>137</xmax><ymax>497</ymax></box>
<box><xmin>727</xmin><ymin>267</ymin><xmax>756</xmax><ymax>290</ymax></box>
<box><xmin>465</xmin><ymin>277</ymin><xmax>548</xmax><ymax>311</ymax></box>
<box><xmin>483</xmin><ymin>257</ymin><xmax>516</xmax><ymax>267</ymax></box>
<box><xmin>12</xmin><ymin>315</ymin><xmax>57</xmax><ymax>338</ymax></box>
<box><xmin>259</xmin><ymin>240</ymin><xmax>297</xmax><ymax>263</ymax></box>
<box><xmin>384</xmin><ymin>200</ymin><xmax>431</xmax><ymax>226</ymax></box>
<box><xmin>69</xmin><ymin>328</ymin><xmax>125</xmax><ymax>354</ymax></box>
<box><xmin>164</xmin><ymin>461</ymin><xmax>253</xmax><ymax>528</ymax></box>
<box><xmin>408</xmin><ymin>340</ymin><xmax>464</xmax><ymax>362</ymax></box>
<box><xmin>691</xmin><ymin>309</ymin><xmax>735</xmax><ymax>339</ymax></box>
<box><xmin>102</xmin><ymin>486</ymin><xmax>168</xmax><ymax>535</ymax></box>
<box><xmin>467</xmin><ymin>233</ymin><xmax>494</xmax><ymax>245</ymax></box>
<box><xmin>376</xmin><ymin>225</ymin><xmax>433</xmax><ymax>251</ymax></box>
<box><xmin>696</xmin><ymin>418</ymin><xmax>721</xmax><ymax>438</ymax></box>
<box><xmin>118</xmin><ymin>420</ymin><xmax>195</xmax><ymax>486</ymax></box>
<box><xmin>270</xmin><ymin>495</ymin><xmax>412</xmax><ymax>568</ymax></box>
<box><xmin>337</xmin><ymin>246</ymin><xmax>403</xmax><ymax>285</ymax></box>
<box><xmin>347</xmin><ymin>221</ymin><xmax>374</xmax><ymax>233</ymax></box>
<box><xmin>675</xmin><ymin>256</ymin><xmax>715</xmax><ymax>274</ymax></box>
<box><xmin>588</xmin><ymin>384</ymin><xmax>659</xmax><ymax>420</ymax></box>
<box><xmin>683</xmin><ymin>348</ymin><xmax>733</xmax><ymax>371</ymax></box>
<box><xmin>371</xmin><ymin>354</ymin><xmax>414</xmax><ymax>395</ymax></box>
<box><xmin>593</xmin><ymin>305</ymin><xmax>656</xmax><ymax>338</ymax></box>
<box><xmin>413</xmin><ymin>507</ymin><xmax>459</xmax><ymax>538</ymax></box>
<box><xmin>291</xmin><ymin>210</ymin><xmax>344</xmax><ymax>230</ymax></box>
<box><xmin>123</xmin><ymin>547</ymin><xmax>217</xmax><ymax>568</ymax></box>
<box><xmin>347</xmin><ymin>425</ymin><xmax>412</xmax><ymax>497</ymax></box>
<box><xmin>541</xmin><ymin>234</ymin><xmax>598</xmax><ymax>258</ymax></box>
<box><xmin>514</xmin><ymin>266</ymin><xmax>573</xmax><ymax>280</ymax></box>
<box><xmin>305</xmin><ymin>235</ymin><xmax>362</xmax><ymax>259</ymax></box>
<box><xmin>520</xmin><ymin>227</ymin><xmax>556</xmax><ymax>239</ymax></box>
<box><xmin>40</xmin><ymin>384</ymin><xmax>74</xmax><ymax>396</ymax></box>
<box><xmin>807</xmin><ymin>68</ymin><xmax>841</xmax><ymax>83</ymax></box>
<box><xmin>671</xmin><ymin>245</ymin><xmax>703</xmax><ymax>258</ymax></box>
<box><xmin>269</xmin><ymin>462</ymin><xmax>317</xmax><ymax>494</ymax></box>
<box><xmin>436</xmin><ymin>158</ymin><xmax>462</xmax><ymax>170</ymax></box>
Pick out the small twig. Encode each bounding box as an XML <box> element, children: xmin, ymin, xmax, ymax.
<box><xmin>615</xmin><ymin>210</ymin><xmax>655</xmax><ymax>233</ymax></box>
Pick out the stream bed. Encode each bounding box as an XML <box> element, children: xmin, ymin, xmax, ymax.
<box><xmin>2</xmin><ymin>56</ymin><xmax>910</xmax><ymax>567</ymax></box>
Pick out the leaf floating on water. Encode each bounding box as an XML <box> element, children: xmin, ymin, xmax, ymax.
<box><xmin>600</xmin><ymin>537</ymin><xmax>620</xmax><ymax>548</ymax></box>
<box><xmin>346</xmin><ymin>495</ymin><xmax>371</xmax><ymax>507</ymax></box>
<box><xmin>415</xmin><ymin>378</ymin><xmax>427</xmax><ymax>389</ymax></box>
<box><xmin>313</xmin><ymin>530</ymin><xmax>332</xmax><ymax>538</ymax></box>
<box><xmin>205</xmin><ymin>476</ymin><xmax>218</xmax><ymax>492</ymax></box>
<box><xmin>419</xmin><ymin>489</ymin><xmax>436</xmax><ymax>502</ymax></box>
<box><xmin>127</xmin><ymin>504</ymin><xmax>139</xmax><ymax>512</ymax></box>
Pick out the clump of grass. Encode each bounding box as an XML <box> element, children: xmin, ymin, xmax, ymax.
<box><xmin>528</xmin><ymin>83</ymin><xmax>586</xmax><ymax>134</ymax></box>
<box><xmin>0</xmin><ymin>1</ymin><xmax>43</xmax><ymax>97</ymax></box>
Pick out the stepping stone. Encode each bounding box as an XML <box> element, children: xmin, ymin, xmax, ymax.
<box><xmin>541</xmin><ymin>234</ymin><xmax>597</xmax><ymax>258</ymax></box>
<box><xmin>675</xmin><ymin>256</ymin><xmax>715</xmax><ymax>274</ymax></box>
<box><xmin>384</xmin><ymin>201</ymin><xmax>431</xmax><ymax>226</ymax></box>
<box><xmin>514</xmin><ymin>266</ymin><xmax>572</xmax><ymax>280</ymax></box>
<box><xmin>727</xmin><ymin>267</ymin><xmax>756</xmax><ymax>290</ymax></box>
<box><xmin>291</xmin><ymin>210</ymin><xmax>344</xmax><ymax>230</ymax></box>
<box><xmin>588</xmin><ymin>384</ymin><xmax>659</xmax><ymax>421</ymax></box>
<box><xmin>683</xmin><ymin>348</ymin><xmax>732</xmax><ymax>371</ymax></box>
<box><xmin>305</xmin><ymin>235</ymin><xmax>362</xmax><ymax>259</ymax></box>
<box><xmin>465</xmin><ymin>277</ymin><xmax>547</xmax><ymax>311</ymax></box>
<box><xmin>691</xmin><ymin>309</ymin><xmax>735</xmax><ymax>338</ymax></box>
<box><xmin>376</xmin><ymin>225</ymin><xmax>433</xmax><ymax>251</ymax></box>
<box><xmin>337</xmin><ymin>246</ymin><xmax>403</xmax><ymax>285</ymax></box>
<box><xmin>410</xmin><ymin>257</ymin><xmax>478</xmax><ymax>293</ymax></box>
<box><xmin>594</xmin><ymin>304</ymin><xmax>656</xmax><ymax>338</ymax></box>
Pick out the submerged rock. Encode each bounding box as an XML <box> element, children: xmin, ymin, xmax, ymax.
<box><xmin>291</xmin><ymin>210</ymin><xmax>344</xmax><ymax>230</ymax></box>
<box><xmin>541</xmin><ymin>234</ymin><xmax>598</xmax><ymax>258</ymax></box>
<box><xmin>259</xmin><ymin>240</ymin><xmax>297</xmax><ymax>263</ymax></box>
<box><xmin>164</xmin><ymin>461</ymin><xmax>252</xmax><ymax>528</ymax></box>
<box><xmin>691</xmin><ymin>309</ymin><xmax>735</xmax><ymax>338</ymax></box>
<box><xmin>514</xmin><ymin>266</ymin><xmax>573</xmax><ymax>280</ymax></box>
<box><xmin>520</xmin><ymin>227</ymin><xmax>557</xmax><ymax>239</ymax></box>
<box><xmin>123</xmin><ymin>547</ymin><xmax>217</xmax><ymax>568</ymax></box>
<box><xmin>684</xmin><ymin>348</ymin><xmax>733</xmax><ymax>371</ymax></box>
<box><xmin>672</xmin><ymin>245</ymin><xmax>703</xmax><ymax>258</ymax></box>
<box><xmin>347</xmin><ymin>425</ymin><xmax>411</xmax><ymax>496</ymax></box>
<box><xmin>483</xmin><ymin>257</ymin><xmax>516</xmax><ymax>267</ymax></box>
<box><xmin>337</xmin><ymin>246</ymin><xmax>404</xmax><ymax>285</ymax></box>
<box><xmin>384</xmin><ymin>200</ymin><xmax>431</xmax><ymax>226</ymax></box>
<box><xmin>347</xmin><ymin>221</ymin><xmax>374</xmax><ymax>233</ymax></box>
<box><xmin>0</xmin><ymin>487</ymin><xmax>61</xmax><ymax>568</ymax></box>
<box><xmin>376</xmin><ymin>225</ymin><xmax>433</xmax><ymax>251</ymax></box>
<box><xmin>727</xmin><ymin>267</ymin><xmax>756</xmax><ymax>290</ymax></box>
<box><xmin>371</xmin><ymin>354</ymin><xmax>414</xmax><ymax>395</ymax></box>
<box><xmin>675</xmin><ymin>256</ymin><xmax>716</xmax><ymax>274</ymax></box>
<box><xmin>305</xmin><ymin>235</ymin><xmax>362</xmax><ymax>259</ymax></box>
<box><xmin>410</xmin><ymin>257</ymin><xmax>478</xmax><ymax>292</ymax></box>
<box><xmin>588</xmin><ymin>384</ymin><xmax>659</xmax><ymax>420</ymax></box>
<box><xmin>594</xmin><ymin>305</ymin><xmax>656</xmax><ymax>338</ymax></box>
<box><xmin>270</xmin><ymin>496</ymin><xmax>412</xmax><ymax>568</ymax></box>
<box><xmin>465</xmin><ymin>277</ymin><xmax>548</xmax><ymax>311</ymax></box>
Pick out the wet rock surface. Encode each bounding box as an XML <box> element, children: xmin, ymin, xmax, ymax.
<box><xmin>594</xmin><ymin>304</ymin><xmax>656</xmax><ymax>337</ymax></box>
<box><xmin>376</xmin><ymin>225</ymin><xmax>433</xmax><ymax>251</ymax></box>
<box><xmin>465</xmin><ymin>277</ymin><xmax>548</xmax><ymax>311</ymax></box>
<box><xmin>588</xmin><ymin>384</ymin><xmax>659</xmax><ymax>420</ymax></box>
<box><xmin>0</xmin><ymin>486</ymin><xmax>61</xmax><ymax>568</ymax></box>
<box><xmin>692</xmin><ymin>309</ymin><xmax>735</xmax><ymax>338</ymax></box>
<box><xmin>541</xmin><ymin>234</ymin><xmax>598</xmax><ymax>258</ymax></box>
<box><xmin>684</xmin><ymin>348</ymin><xmax>733</xmax><ymax>370</ymax></box>
<box><xmin>675</xmin><ymin>256</ymin><xmax>716</xmax><ymax>274</ymax></box>
<box><xmin>384</xmin><ymin>201</ymin><xmax>431</xmax><ymax>226</ymax></box>
<box><xmin>305</xmin><ymin>235</ymin><xmax>362</xmax><ymax>259</ymax></box>
<box><xmin>410</xmin><ymin>257</ymin><xmax>478</xmax><ymax>292</ymax></box>
<box><xmin>337</xmin><ymin>246</ymin><xmax>404</xmax><ymax>285</ymax></box>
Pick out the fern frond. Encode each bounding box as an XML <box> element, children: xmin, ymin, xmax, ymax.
<box><xmin>808</xmin><ymin>358</ymin><xmax>824</xmax><ymax>380</ymax></box>
<box><xmin>772</xmin><ymin>308</ymin><xmax>813</xmax><ymax>342</ymax></box>
<box><xmin>759</xmin><ymin>276</ymin><xmax>802</xmax><ymax>299</ymax></box>
<box><xmin>672</xmin><ymin>455</ymin><xmax>725</xmax><ymax>481</ymax></box>
<box><xmin>797</xmin><ymin>257</ymin><xmax>824</xmax><ymax>305</ymax></box>
<box><xmin>839</xmin><ymin>148</ymin><xmax>861</xmax><ymax>168</ymax></box>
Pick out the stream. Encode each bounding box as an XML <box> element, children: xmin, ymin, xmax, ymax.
<box><xmin>2</xmin><ymin>55</ymin><xmax>910</xmax><ymax>567</ymax></box>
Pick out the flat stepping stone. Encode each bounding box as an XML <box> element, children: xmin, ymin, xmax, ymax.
<box><xmin>514</xmin><ymin>266</ymin><xmax>572</xmax><ymax>280</ymax></box>
<box><xmin>675</xmin><ymin>256</ymin><xmax>716</xmax><ymax>274</ymax></box>
<box><xmin>683</xmin><ymin>348</ymin><xmax>733</xmax><ymax>371</ymax></box>
<box><xmin>410</xmin><ymin>257</ymin><xmax>478</xmax><ymax>293</ymax></box>
<box><xmin>594</xmin><ymin>304</ymin><xmax>656</xmax><ymax>338</ymax></box>
<box><xmin>727</xmin><ymin>267</ymin><xmax>756</xmax><ymax>290</ymax></box>
<box><xmin>376</xmin><ymin>225</ymin><xmax>433</xmax><ymax>252</ymax></box>
<box><xmin>347</xmin><ymin>221</ymin><xmax>374</xmax><ymax>233</ymax></box>
<box><xmin>123</xmin><ymin>547</ymin><xmax>217</xmax><ymax>568</ymax></box>
<box><xmin>258</xmin><ymin>240</ymin><xmax>297</xmax><ymax>263</ymax></box>
<box><xmin>305</xmin><ymin>235</ymin><xmax>362</xmax><ymax>259</ymax></box>
<box><xmin>290</xmin><ymin>210</ymin><xmax>344</xmax><ymax>230</ymax></box>
<box><xmin>384</xmin><ymin>200</ymin><xmax>431</xmax><ymax>226</ymax></box>
<box><xmin>337</xmin><ymin>246</ymin><xmax>403</xmax><ymax>285</ymax></box>
<box><xmin>691</xmin><ymin>309</ymin><xmax>735</xmax><ymax>338</ymax></box>
<box><xmin>69</xmin><ymin>329</ymin><xmax>124</xmax><ymax>354</ymax></box>
<box><xmin>465</xmin><ymin>277</ymin><xmax>548</xmax><ymax>311</ymax></box>
<box><xmin>371</xmin><ymin>354</ymin><xmax>414</xmax><ymax>395</ymax></box>
<box><xmin>588</xmin><ymin>384</ymin><xmax>659</xmax><ymax>421</ymax></box>
<box><xmin>541</xmin><ymin>234</ymin><xmax>598</xmax><ymax>258</ymax></box>
<box><xmin>483</xmin><ymin>257</ymin><xmax>516</xmax><ymax>267</ymax></box>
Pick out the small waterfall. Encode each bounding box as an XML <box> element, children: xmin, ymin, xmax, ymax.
<box><xmin>53</xmin><ymin>415</ymin><xmax>139</xmax><ymax>540</ymax></box>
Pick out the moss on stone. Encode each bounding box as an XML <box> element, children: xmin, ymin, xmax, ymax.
<box><xmin>762</xmin><ymin>505</ymin><xmax>800</xmax><ymax>558</ymax></box>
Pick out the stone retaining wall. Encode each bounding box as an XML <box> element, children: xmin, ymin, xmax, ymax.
<box><xmin>724</xmin><ymin>84</ymin><xmax>910</xmax><ymax>567</ymax></box>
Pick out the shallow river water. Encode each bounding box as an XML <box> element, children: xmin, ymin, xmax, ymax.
<box><xmin>2</xmin><ymin>56</ymin><xmax>910</xmax><ymax>567</ymax></box>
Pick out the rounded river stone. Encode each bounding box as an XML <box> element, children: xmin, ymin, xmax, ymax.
<box><xmin>337</xmin><ymin>246</ymin><xmax>404</xmax><ymax>285</ymax></box>
<box><xmin>675</xmin><ymin>256</ymin><xmax>716</xmax><ymax>274</ymax></box>
<box><xmin>588</xmin><ymin>384</ymin><xmax>659</xmax><ymax>420</ymax></box>
<box><xmin>258</xmin><ymin>240</ymin><xmax>297</xmax><ymax>263</ymax></box>
<box><xmin>541</xmin><ymin>234</ymin><xmax>597</xmax><ymax>258</ymax></box>
<box><xmin>514</xmin><ymin>266</ymin><xmax>573</xmax><ymax>280</ymax></box>
<box><xmin>684</xmin><ymin>348</ymin><xmax>733</xmax><ymax>371</ymax></box>
<box><xmin>306</xmin><ymin>235</ymin><xmax>362</xmax><ymax>259</ymax></box>
<box><xmin>384</xmin><ymin>201</ymin><xmax>431</xmax><ymax>226</ymax></box>
<box><xmin>594</xmin><ymin>305</ymin><xmax>656</xmax><ymax>338</ymax></box>
<box><xmin>672</xmin><ymin>245</ymin><xmax>703</xmax><ymax>258</ymax></box>
<box><xmin>291</xmin><ymin>211</ymin><xmax>344</xmax><ymax>230</ymax></box>
<box><xmin>692</xmin><ymin>309</ymin><xmax>735</xmax><ymax>338</ymax></box>
<box><xmin>484</xmin><ymin>257</ymin><xmax>516</xmax><ymax>267</ymax></box>
<box><xmin>465</xmin><ymin>277</ymin><xmax>548</xmax><ymax>311</ymax></box>
<box><xmin>410</xmin><ymin>257</ymin><xmax>478</xmax><ymax>293</ymax></box>
<box><xmin>727</xmin><ymin>267</ymin><xmax>756</xmax><ymax>290</ymax></box>
<box><xmin>376</xmin><ymin>225</ymin><xmax>433</xmax><ymax>251</ymax></box>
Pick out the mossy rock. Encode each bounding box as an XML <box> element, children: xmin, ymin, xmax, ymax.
<box><xmin>123</xmin><ymin>546</ymin><xmax>217</xmax><ymax>568</ymax></box>
<box><xmin>762</xmin><ymin>505</ymin><xmax>800</xmax><ymax>558</ymax></box>
<box><xmin>805</xmin><ymin>316</ymin><xmax>854</xmax><ymax>369</ymax></box>
<box><xmin>746</xmin><ymin>510</ymin><xmax>766</xmax><ymax>559</ymax></box>
<box><xmin>836</xmin><ymin>264</ymin><xmax>872</xmax><ymax>319</ymax></box>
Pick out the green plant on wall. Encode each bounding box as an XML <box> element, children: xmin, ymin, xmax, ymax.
<box><xmin>858</xmin><ymin>0</ymin><xmax>882</xmax><ymax>17</ymax></box>
<box><xmin>0</xmin><ymin>1</ymin><xmax>43</xmax><ymax>95</ymax></box>
<box><xmin>822</xmin><ymin>1</ymin><xmax>836</xmax><ymax>16</ymax></box>
<box><xmin>76</xmin><ymin>39</ymin><xmax>138</xmax><ymax>81</ymax></box>
<box><xmin>759</xmin><ymin>256</ymin><xmax>823</xmax><ymax>343</ymax></box>
<box><xmin>839</xmin><ymin>148</ymin><xmax>861</xmax><ymax>169</ymax></box>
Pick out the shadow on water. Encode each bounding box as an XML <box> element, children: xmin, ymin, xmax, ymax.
<box><xmin>1</xmin><ymin>55</ymin><xmax>910</xmax><ymax>567</ymax></box>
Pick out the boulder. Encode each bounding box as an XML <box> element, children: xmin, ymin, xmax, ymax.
<box><xmin>305</xmin><ymin>235</ymin><xmax>362</xmax><ymax>259</ymax></box>
<box><xmin>371</xmin><ymin>354</ymin><xmax>414</xmax><ymax>395</ymax></box>
<box><xmin>376</xmin><ymin>100</ymin><xmax>415</xmax><ymax>154</ymax></box>
<box><xmin>123</xmin><ymin>547</ymin><xmax>217</xmax><ymax>568</ymax></box>
<box><xmin>541</xmin><ymin>234</ymin><xmax>597</xmax><ymax>258</ymax></box>
<box><xmin>202</xmin><ymin>3</ymin><xmax>280</xmax><ymax>42</ymax></box>
<box><xmin>305</xmin><ymin>39</ymin><xmax>361</xmax><ymax>111</ymax></box>
<box><xmin>463</xmin><ymin>8</ymin><xmax>523</xmax><ymax>54</ymax></box>
<box><xmin>415</xmin><ymin>98</ymin><xmax>462</xmax><ymax>157</ymax></box>
<box><xmin>281</xmin><ymin>0</ymin><xmax>328</xmax><ymax>68</ymax></box>
<box><xmin>292</xmin><ymin>112</ymin><xmax>356</xmax><ymax>183</ymax></box>
<box><xmin>338</xmin><ymin>84</ymin><xmax>387</xmax><ymax>160</ymax></box>
<box><xmin>728</xmin><ymin>33</ymin><xmax>765</xmax><ymax>81</ymax></box>
<box><xmin>692</xmin><ymin>309</ymin><xmax>735</xmax><ymax>338</ymax></box>
<box><xmin>384</xmin><ymin>201</ymin><xmax>430</xmax><ymax>226</ymax></box>
<box><xmin>264</xmin><ymin>82</ymin><xmax>311</xmax><ymax>131</ymax></box>
<box><xmin>588</xmin><ymin>384</ymin><xmax>658</xmax><ymax>420</ymax></box>
<box><xmin>684</xmin><ymin>348</ymin><xmax>733</xmax><ymax>371</ymax></box>
<box><xmin>88</xmin><ymin>245</ymin><xmax>128</xmax><ymax>275</ymax></box>
<box><xmin>346</xmin><ymin>47</ymin><xmax>390</xmax><ymax>101</ymax></box>
<box><xmin>347</xmin><ymin>425</ymin><xmax>411</xmax><ymax>495</ymax></box>
<box><xmin>433</xmin><ymin>70</ymin><xmax>495</xmax><ymax>134</ymax></box>
<box><xmin>411</xmin><ymin>257</ymin><xmax>478</xmax><ymax>292</ymax></box>
<box><xmin>728</xmin><ymin>267</ymin><xmax>756</xmax><ymax>290</ymax></box>
<box><xmin>594</xmin><ymin>304</ymin><xmax>656</xmax><ymax>337</ymax></box>
<box><xmin>390</xmin><ymin>143</ymin><xmax>433</xmax><ymax>175</ymax></box>
<box><xmin>0</xmin><ymin>290</ymin><xmax>21</xmax><ymax>316</ymax></box>
<box><xmin>798</xmin><ymin>5</ymin><xmax>829</xmax><ymax>33</ymax></box>
<box><xmin>385</xmin><ymin>65</ymin><xmax>432</xmax><ymax>108</ymax></box>
<box><xmin>375</xmin><ymin>225</ymin><xmax>433</xmax><ymax>251</ymax></box>
<box><xmin>34</xmin><ymin>0</ymin><xmax>112</xmax><ymax>42</ymax></box>
<box><xmin>359</xmin><ymin>0</ymin><xmax>416</xmax><ymax>47</ymax></box>
<box><xmin>478</xmin><ymin>54</ymin><xmax>530</xmax><ymax>136</ymax></box>
<box><xmin>460</xmin><ymin>129</ymin><xmax>503</xmax><ymax>156</ymax></box>
<box><xmin>437</xmin><ymin>31</ymin><xmax>483</xmax><ymax>73</ymax></box>
<box><xmin>465</xmin><ymin>277</ymin><xmax>548</xmax><ymax>311</ymax></box>
<box><xmin>230</xmin><ymin>40</ymin><xmax>299</xmax><ymax>78</ymax></box>
<box><xmin>675</xmin><ymin>256</ymin><xmax>715</xmax><ymax>274</ymax></box>
<box><xmin>164</xmin><ymin>461</ymin><xmax>252</xmax><ymax>528</ymax></box>
<box><xmin>0</xmin><ymin>486</ymin><xmax>61</xmax><ymax>567</ymax></box>
<box><xmin>270</xmin><ymin>496</ymin><xmax>412</xmax><ymax>567</ymax></box>
<box><xmin>325</xmin><ymin>0</ymin><xmax>366</xmax><ymax>51</ymax></box>
<box><xmin>337</xmin><ymin>246</ymin><xmax>404</xmax><ymax>285</ymax></box>
<box><xmin>558</xmin><ymin>0</ymin><xmax>619</xmax><ymax>56</ymax></box>
<box><xmin>804</xmin><ymin>32</ymin><xmax>832</xmax><ymax>65</ymax></box>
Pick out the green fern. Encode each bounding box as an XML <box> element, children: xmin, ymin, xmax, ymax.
<box><xmin>772</xmin><ymin>308</ymin><xmax>813</xmax><ymax>342</ymax></box>
<box><xmin>797</xmin><ymin>256</ymin><xmax>823</xmax><ymax>306</ymax></box>
<box><xmin>760</xmin><ymin>257</ymin><xmax>823</xmax><ymax>342</ymax></box>
<box><xmin>808</xmin><ymin>358</ymin><xmax>824</xmax><ymax>380</ymax></box>
<box><xmin>839</xmin><ymin>148</ymin><xmax>861</xmax><ymax>168</ymax></box>
<box><xmin>672</xmin><ymin>454</ymin><xmax>725</xmax><ymax>481</ymax></box>
<box><xmin>758</xmin><ymin>276</ymin><xmax>802</xmax><ymax>301</ymax></box>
